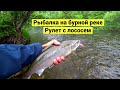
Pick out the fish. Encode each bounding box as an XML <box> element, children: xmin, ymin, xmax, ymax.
<box><xmin>22</xmin><ymin>40</ymin><xmax>84</xmax><ymax>79</ymax></box>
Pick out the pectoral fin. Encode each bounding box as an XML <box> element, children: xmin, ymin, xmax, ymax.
<box><xmin>71</xmin><ymin>51</ymin><xmax>77</xmax><ymax>56</ymax></box>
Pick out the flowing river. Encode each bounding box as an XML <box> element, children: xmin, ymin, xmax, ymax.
<box><xmin>11</xmin><ymin>27</ymin><xmax>120</xmax><ymax>79</ymax></box>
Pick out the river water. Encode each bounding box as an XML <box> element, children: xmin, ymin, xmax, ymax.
<box><xmin>11</xmin><ymin>27</ymin><xmax>120</xmax><ymax>79</ymax></box>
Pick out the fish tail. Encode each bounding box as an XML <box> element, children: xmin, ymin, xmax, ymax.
<box><xmin>21</xmin><ymin>74</ymin><xmax>30</xmax><ymax>79</ymax></box>
<box><xmin>17</xmin><ymin>71</ymin><xmax>32</xmax><ymax>79</ymax></box>
<box><xmin>21</xmin><ymin>68</ymin><xmax>45</xmax><ymax>79</ymax></box>
<box><xmin>22</xmin><ymin>72</ymin><xmax>33</xmax><ymax>79</ymax></box>
<box><xmin>22</xmin><ymin>75</ymin><xmax>31</xmax><ymax>79</ymax></box>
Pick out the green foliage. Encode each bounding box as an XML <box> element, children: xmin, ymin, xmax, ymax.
<box><xmin>0</xmin><ymin>11</ymin><xmax>13</xmax><ymax>31</ymax></box>
<box><xmin>0</xmin><ymin>11</ymin><xmax>16</xmax><ymax>40</ymax></box>
<box><xmin>31</xmin><ymin>11</ymin><xmax>84</xmax><ymax>19</ymax></box>
<box><xmin>0</xmin><ymin>11</ymin><xmax>120</xmax><ymax>43</ymax></box>
<box><xmin>31</xmin><ymin>11</ymin><xmax>120</xmax><ymax>30</ymax></box>
<box><xmin>31</xmin><ymin>11</ymin><xmax>65</xmax><ymax>19</ymax></box>
<box><xmin>103</xmin><ymin>11</ymin><xmax>120</xmax><ymax>30</ymax></box>
<box><xmin>87</xmin><ymin>11</ymin><xmax>107</xmax><ymax>19</ymax></box>
<box><xmin>22</xmin><ymin>28</ymin><xmax>30</xmax><ymax>43</ymax></box>
<box><xmin>62</xmin><ymin>11</ymin><xmax>83</xmax><ymax>19</ymax></box>
<box><xmin>0</xmin><ymin>11</ymin><xmax>12</xmax><ymax>24</ymax></box>
<box><xmin>0</xmin><ymin>32</ymin><xmax>5</xmax><ymax>38</ymax></box>
<box><xmin>0</xmin><ymin>11</ymin><xmax>31</xmax><ymax>43</ymax></box>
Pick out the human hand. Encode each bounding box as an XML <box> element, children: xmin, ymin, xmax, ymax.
<box><xmin>42</xmin><ymin>39</ymin><xmax>65</xmax><ymax>65</ymax></box>
<box><xmin>42</xmin><ymin>39</ymin><xmax>61</xmax><ymax>48</ymax></box>
<box><xmin>53</xmin><ymin>56</ymin><xmax>65</xmax><ymax>65</ymax></box>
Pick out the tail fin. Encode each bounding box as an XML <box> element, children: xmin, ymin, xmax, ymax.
<box><xmin>22</xmin><ymin>68</ymin><xmax>45</xmax><ymax>79</ymax></box>
<box><xmin>36</xmin><ymin>68</ymin><xmax>45</xmax><ymax>76</ymax></box>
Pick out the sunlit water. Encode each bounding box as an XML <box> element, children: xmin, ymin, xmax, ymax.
<box><xmin>14</xmin><ymin>27</ymin><xmax>120</xmax><ymax>79</ymax></box>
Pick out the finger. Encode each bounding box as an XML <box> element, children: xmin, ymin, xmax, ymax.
<box><xmin>46</xmin><ymin>41</ymin><xmax>53</xmax><ymax>46</ymax></box>
<box><xmin>42</xmin><ymin>40</ymin><xmax>61</xmax><ymax>48</ymax></box>
<box><xmin>60</xmin><ymin>56</ymin><xmax>65</xmax><ymax>61</ymax></box>
<box><xmin>53</xmin><ymin>39</ymin><xmax>61</xmax><ymax>46</ymax></box>
<box><xmin>43</xmin><ymin>40</ymin><xmax>55</xmax><ymax>47</ymax></box>
<box><xmin>56</xmin><ymin>57</ymin><xmax>62</xmax><ymax>63</ymax></box>
<box><xmin>53</xmin><ymin>59</ymin><xmax>59</xmax><ymax>65</ymax></box>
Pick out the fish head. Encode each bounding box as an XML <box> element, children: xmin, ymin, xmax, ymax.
<box><xmin>62</xmin><ymin>40</ymin><xmax>84</xmax><ymax>51</ymax></box>
<box><xmin>70</xmin><ymin>40</ymin><xmax>84</xmax><ymax>51</ymax></box>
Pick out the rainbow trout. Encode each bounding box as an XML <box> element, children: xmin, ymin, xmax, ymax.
<box><xmin>23</xmin><ymin>40</ymin><xmax>83</xmax><ymax>79</ymax></box>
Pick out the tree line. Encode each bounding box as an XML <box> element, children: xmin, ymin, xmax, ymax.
<box><xmin>0</xmin><ymin>11</ymin><xmax>119</xmax><ymax>44</ymax></box>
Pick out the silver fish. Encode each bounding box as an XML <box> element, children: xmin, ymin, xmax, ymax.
<box><xmin>23</xmin><ymin>40</ymin><xmax>83</xmax><ymax>79</ymax></box>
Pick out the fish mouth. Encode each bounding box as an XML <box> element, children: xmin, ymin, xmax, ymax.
<box><xmin>77</xmin><ymin>40</ymin><xmax>84</xmax><ymax>47</ymax></box>
<box><xmin>75</xmin><ymin>40</ymin><xmax>84</xmax><ymax>47</ymax></box>
<box><xmin>79</xmin><ymin>41</ymin><xmax>84</xmax><ymax>47</ymax></box>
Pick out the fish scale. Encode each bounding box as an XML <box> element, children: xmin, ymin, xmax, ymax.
<box><xmin>22</xmin><ymin>40</ymin><xmax>83</xmax><ymax>79</ymax></box>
